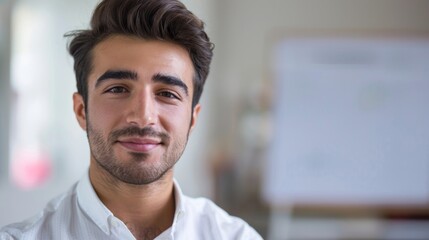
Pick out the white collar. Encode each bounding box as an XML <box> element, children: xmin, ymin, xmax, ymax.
<box><xmin>76</xmin><ymin>172</ymin><xmax>114</xmax><ymax>234</ymax></box>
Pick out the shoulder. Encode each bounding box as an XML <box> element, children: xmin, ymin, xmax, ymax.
<box><xmin>0</xmin><ymin>184</ymin><xmax>78</xmax><ymax>239</ymax></box>
<box><xmin>181</xmin><ymin>196</ymin><xmax>263</xmax><ymax>240</ymax></box>
<box><xmin>182</xmin><ymin>196</ymin><xmax>233</xmax><ymax>220</ymax></box>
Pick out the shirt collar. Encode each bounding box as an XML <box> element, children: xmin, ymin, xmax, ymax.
<box><xmin>171</xmin><ymin>179</ymin><xmax>186</xmax><ymax>226</ymax></box>
<box><xmin>76</xmin><ymin>171</ymin><xmax>186</xmax><ymax>236</ymax></box>
<box><xmin>76</xmin><ymin>171</ymin><xmax>113</xmax><ymax>235</ymax></box>
<box><xmin>172</xmin><ymin>178</ymin><xmax>185</xmax><ymax>215</ymax></box>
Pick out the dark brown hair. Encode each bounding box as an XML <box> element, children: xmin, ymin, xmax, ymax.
<box><xmin>66</xmin><ymin>0</ymin><xmax>214</xmax><ymax>109</ymax></box>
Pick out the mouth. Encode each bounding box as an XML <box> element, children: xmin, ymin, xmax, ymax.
<box><xmin>116</xmin><ymin>137</ymin><xmax>162</xmax><ymax>153</ymax></box>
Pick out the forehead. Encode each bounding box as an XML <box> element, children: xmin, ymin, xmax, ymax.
<box><xmin>89</xmin><ymin>35</ymin><xmax>194</xmax><ymax>89</ymax></box>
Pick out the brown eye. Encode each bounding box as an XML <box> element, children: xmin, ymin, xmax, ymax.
<box><xmin>158</xmin><ymin>91</ymin><xmax>179</xmax><ymax>99</ymax></box>
<box><xmin>106</xmin><ymin>86</ymin><xmax>128</xmax><ymax>94</ymax></box>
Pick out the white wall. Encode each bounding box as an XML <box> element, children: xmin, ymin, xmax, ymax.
<box><xmin>0</xmin><ymin>0</ymin><xmax>98</xmax><ymax>227</ymax></box>
<box><xmin>0</xmin><ymin>1</ymin><xmax>12</xmax><ymax>181</ymax></box>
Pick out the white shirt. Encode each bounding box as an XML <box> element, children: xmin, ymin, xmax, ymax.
<box><xmin>0</xmin><ymin>173</ymin><xmax>262</xmax><ymax>240</ymax></box>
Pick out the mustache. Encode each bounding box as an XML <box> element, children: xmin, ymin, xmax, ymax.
<box><xmin>109</xmin><ymin>126</ymin><xmax>170</xmax><ymax>143</ymax></box>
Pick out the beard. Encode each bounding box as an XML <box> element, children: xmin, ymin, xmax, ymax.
<box><xmin>86</xmin><ymin>121</ymin><xmax>188</xmax><ymax>185</ymax></box>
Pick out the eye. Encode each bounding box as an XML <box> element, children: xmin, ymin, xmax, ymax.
<box><xmin>158</xmin><ymin>91</ymin><xmax>179</xmax><ymax>100</ymax></box>
<box><xmin>105</xmin><ymin>86</ymin><xmax>129</xmax><ymax>94</ymax></box>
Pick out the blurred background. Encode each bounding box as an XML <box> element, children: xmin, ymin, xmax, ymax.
<box><xmin>1</xmin><ymin>0</ymin><xmax>429</xmax><ymax>239</ymax></box>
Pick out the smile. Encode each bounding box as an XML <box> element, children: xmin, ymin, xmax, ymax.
<box><xmin>117</xmin><ymin>137</ymin><xmax>161</xmax><ymax>153</ymax></box>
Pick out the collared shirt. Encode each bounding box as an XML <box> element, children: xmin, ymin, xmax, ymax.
<box><xmin>0</xmin><ymin>173</ymin><xmax>263</xmax><ymax>240</ymax></box>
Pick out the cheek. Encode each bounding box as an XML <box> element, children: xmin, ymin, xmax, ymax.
<box><xmin>159</xmin><ymin>106</ymin><xmax>192</xmax><ymax>134</ymax></box>
<box><xmin>88</xmin><ymin>99</ymin><xmax>122</xmax><ymax>130</ymax></box>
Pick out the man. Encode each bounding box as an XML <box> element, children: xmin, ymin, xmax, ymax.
<box><xmin>0</xmin><ymin>0</ymin><xmax>262</xmax><ymax>239</ymax></box>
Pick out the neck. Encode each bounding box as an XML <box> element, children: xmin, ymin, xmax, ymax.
<box><xmin>89</xmin><ymin>160</ymin><xmax>175</xmax><ymax>239</ymax></box>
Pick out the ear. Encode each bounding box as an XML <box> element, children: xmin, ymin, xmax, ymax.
<box><xmin>189</xmin><ymin>104</ymin><xmax>201</xmax><ymax>133</ymax></box>
<box><xmin>73</xmin><ymin>92</ymin><xmax>87</xmax><ymax>131</ymax></box>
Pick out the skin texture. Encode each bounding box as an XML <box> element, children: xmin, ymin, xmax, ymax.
<box><xmin>73</xmin><ymin>35</ymin><xmax>201</xmax><ymax>239</ymax></box>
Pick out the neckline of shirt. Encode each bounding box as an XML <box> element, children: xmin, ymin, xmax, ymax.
<box><xmin>76</xmin><ymin>170</ymin><xmax>186</xmax><ymax>237</ymax></box>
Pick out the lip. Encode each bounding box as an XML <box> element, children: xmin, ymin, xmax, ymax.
<box><xmin>116</xmin><ymin>137</ymin><xmax>161</xmax><ymax>153</ymax></box>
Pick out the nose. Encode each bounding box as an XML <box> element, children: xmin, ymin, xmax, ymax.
<box><xmin>126</xmin><ymin>90</ymin><xmax>157</xmax><ymax>127</ymax></box>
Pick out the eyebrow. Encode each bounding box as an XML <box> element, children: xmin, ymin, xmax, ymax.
<box><xmin>95</xmin><ymin>70</ymin><xmax>138</xmax><ymax>87</ymax></box>
<box><xmin>95</xmin><ymin>70</ymin><xmax>188</xmax><ymax>96</ymax></box>
<box><xmin>153</xmin><ymin>73</ymin><xmax>188</xmax><ymax>96</ymax></box>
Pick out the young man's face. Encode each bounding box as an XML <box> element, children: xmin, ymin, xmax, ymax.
<box><xmin>73</xmin><ymin>35</ymin><xmax>200</xmax><ymax>185</ymax></box>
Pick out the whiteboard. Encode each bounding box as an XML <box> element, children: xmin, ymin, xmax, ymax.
<box><xmin>263</xmin><ymin>37</ymin><xmax>429</xmax><ymax>206</ymax></box>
